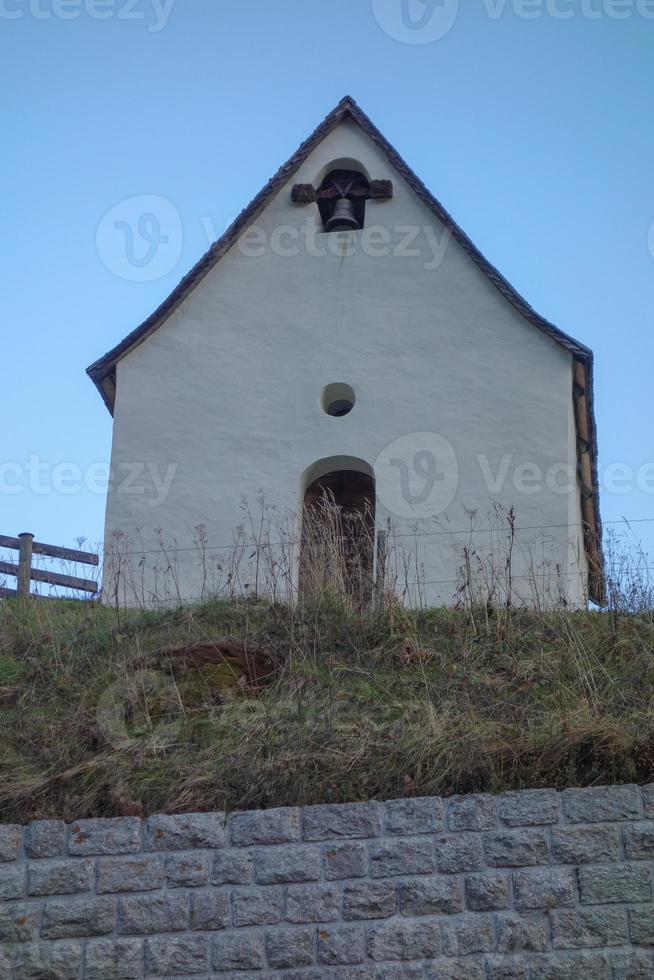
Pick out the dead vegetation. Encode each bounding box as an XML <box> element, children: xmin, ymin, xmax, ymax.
<box><xmin>0</xmin><ymin>508</ymin><xmax>651</xmax><ymax>823</ymax></box>
<box><xmin>1</xmin><ymin>531</ymin><xmax>653</xmax><ymax>823</ymax></box>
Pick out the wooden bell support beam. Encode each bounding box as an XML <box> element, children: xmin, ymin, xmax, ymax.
<box><xmin>291</xmin><ymin>184</ymin><xmax>316</xmax><ymax>203</ymax></box>
<box><xmin>292</xmin><ymin>179</ymin><xmax>393</xmax><ymax>204</ymax></box>
<box><xmin>369</xmin><ymin>179</ymin><xmax>394</xmax><ymax>199</ymax></box>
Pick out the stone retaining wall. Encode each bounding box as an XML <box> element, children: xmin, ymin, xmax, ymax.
<box><xmin>2</xmin><ymin>786</ymin><xmax>654</xmax><ymax>978</ymax></box>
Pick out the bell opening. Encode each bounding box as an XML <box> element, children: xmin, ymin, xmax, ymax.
<box><xmin>317</xmin><ymin>168</ymin><xmax>368</xmax><ymax>233</ymax></box>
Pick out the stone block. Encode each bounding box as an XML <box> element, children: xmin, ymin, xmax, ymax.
<box><xmin>611</xmin><ymin>951</ymin><xmax>654</xmax><ymax>979</ymax></box>
<box><xmin>429</xmin><ymin>962</ymin><xmax>487</xmax><ymax>980</ymax></box>
<box><xmin>0</xmin><ymin>902</ymin><xmax>39</xmax><ymax>942</ymax></box>
<box><xmin>255</xmin><ymin>844</ymin><xmax>320</xmax><ymax>884</ymax></box>
<box><xmin>383</xmin><ymin>797</ymin><xmax>444</xmax><ymax>836</ymax></box>
<box><xmin>529</xmin><ymin>952</ymin><xmax>610</xmax><ymax>978</ymax></box>
<box><xmin>190</xmin><ymin>889</ymin><xmax>230</xmax><ymax>930</ymax></box>
<box><xmin>96</xmin><ymin>855</ymin><xmax>164</xmax><ymax>894</ymax></box>
<box><xmin>433</xmin><ymin>833</ymin><xmax>483</xmax><ymax>873</ymax></box>
<box><xmin>551</xmin><ymin>826</ymin><xmax>621</xmax><ymax>865</ymax></box>
<box><xmin>343</xmin><ymin>881</ymin><xmax>396</xmax><ymax>920</ymax></box>
<box><xmin>513</xmin><ymin>868</ymin><xmax>576</xmax><ymax>910</ymax></box>
<box><xmin>14</xmin><ymin>942</ymin><xmax>83</xmax><ymax>980</ymax></box>
<box><xmin>68</xmin><ymin>817</ymin><xmax>141</xmax><ymax>856</ymax></box>
<box><xmin>233</xmin><ymin>886</ymin><xmax>284</xmax><ymax>926</ymax></box>
<box><xmin>398</xmin><ymin>876</ymin><xmax>463</xmax><ymax>916</ymax></box>
<box><xmin>0</xmin><ymin>864</ymin><xmax>25</xmax><ymax>901</ymax></box>
<box><xmin>441</xmin><ymin>914</ymin><xmax>495</xmax><ymax>956</ymax></box>
<box><xmin>213</xmin><ymin>932</ymin><xmax>266</xmax><ymax>971</ymax></box>
<box><xmin>579</xmin><ymin>864</ymin><xmax>652</xmax><ymax>905</ymax></box>
<box><xmin>164</xmin><ymin>853</ymin><xmax>211</xmax><ymax>887</ymax></box>
<box><xmin>551</xmin><ymin>908</ymin><xmax>629</xmax><ymax>949</ymax></box>
<box><xmin>487</xmin><ymin>957</ymin><xmax>531</xmax><ymax>979</ymax></box>
<box><xmin>465</xmin><ymin>872</ymin><xmax>510</xmax><ymax>911</ymax></box>
<box><xmin>302</xmin><ymin>802</ymin><xmax>382</xmax><ymax>841</ymax></box>
<box><xmin>317</xmin><ymin>924</ymin><xmax>366</xmax><ymax>965</ymax></box>
<box><xmin>41</xmin><ymin>898</ymin><xmax>115</xmax><ymax>939</ymax></box>
<box><xmin>323</xmin><ymin>842</ymin><xmax>367</xmax><ymax>880</ymax></box>
<box><xmin>484</xmin><ymin>830</ymin><xmax>548</xmax><ymax>868</ymax></box>
<box><xmin>145</xmin><ymin>935</ymin><xmax>209</xmax><ymax>976</ymax></box>
<box><xmin>448</xmin><ymin>793</ymin><xmax>497</xmax><ymax>831</ymax></box>
<box><xmin>25</xmin><ymin>821</ymin><xmax>66</xmax><ymax>859</ymax></box>
<box><xmin>496</xmin><ymin>912</ymin><xmax>548</xmax><ymax>953</ymax></box>
<box><xmin>212</xmin><ymin>848</ymin><xmax>253</xmax><ymax>884</ymax></box>
<box><xmin>286</xmin><ymin>884</ymin><xmax>340</xmax><ymax>923</ymax></box>
<box><xmin>629</xmin><ymin>905</ymin><xmax>654</xmax><ymax>945</ymax></box>
<box><xmin>0</xmin><ymin>825</ymin><xmax>21</xmax><ymax>863</ymax></box>
<box><xmin>85</xmin><ymin>939</ymin><xmax>144</xmax><ymax>979</ymax></box>
<box><xmin>368</xmin><ymin>920</ymin><xmax>441</xmax><ymax>961</ymax></box>
<box><xmin>370</xmin><ymin>837</ymin><xmax>434</xmax><ymax>877</ymax></box>
<box><xmin>118</xmin><ymin>893</ymin><xmax>188</xmax><ymax>934</ymax></box>
<box><xmin>562</xmin><ymin>786</ymin><xmax>641</xmax><ymax>824</ymax></box>
<box><xmin>266</xmin><ymin>927</ymin><xmax>315</xmax><ymax>969</ymax></box>
<box><xmin>229</xmin><ymin>806</ymin><xmax>300</xmax><ymax>846</ymax></box>
<box><xmin>145</xmin><ymin>812</ymin><xmax>225</xmax><ymax>851</ymax></box>
<box><xmin>623</xmin><ymin>822</ymin><xmax>654</xmax><ymax>860</ymax></box>
<box><xmin>28</xmin><ymin>858</ymin><xmax>93</xmax><ymax>897</ymax></box>
<box><xmin>498</xmin><ymin>789</ymin><xmax>560</xmax><ymax>827</ymax></box>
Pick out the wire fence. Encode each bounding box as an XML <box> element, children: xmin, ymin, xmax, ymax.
<box><xmin>64</xmin><ymin>515</ymin><xmax>654</xmax><ymax>560</ymax></box>
<box><xmin>1</xmin><ymin>513</ymin><xmax>652</xmax><ymax>609</ymax></box>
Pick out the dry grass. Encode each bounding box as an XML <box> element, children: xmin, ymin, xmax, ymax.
<box><xmin>1</xmin><ymin>584</ymin><xmax>653</xmax><ymax>824</ymax></box>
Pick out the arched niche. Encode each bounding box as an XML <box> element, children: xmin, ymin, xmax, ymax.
<box><xmin>313</xmin><ymin>157</ymin><xmax>372</xmax><ymax>188</ymax></box>
<box><xmin>300</xmin><ymin>455</ymin><xmax>374</xmax><ymax>495</ymax></box>
<box><xmin>299</xmin><ymin>456</ymin><xmax>376</xmax><ymax>603</ymax></box>
<box><xmin>313</xmin><ymin>160</ymin><xmax>371</xmax><ymax>232</ymax></box>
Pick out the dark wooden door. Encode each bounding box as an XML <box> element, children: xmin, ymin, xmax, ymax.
<box><xmin>300</xmin><ymin>470</ymin><xmax>375</xmax><ymax>602</ymax></box>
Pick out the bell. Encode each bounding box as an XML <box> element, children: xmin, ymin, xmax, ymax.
<box><xmin>326</xmin><ymin>197</ymin><xmax>360</xmax><ymax>232</ymax></box>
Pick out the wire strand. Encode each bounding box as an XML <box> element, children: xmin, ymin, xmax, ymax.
<box><xmin>73</xmin><ymin>515</ymin><xmax>654</xmax><ymax>560</ymax></box>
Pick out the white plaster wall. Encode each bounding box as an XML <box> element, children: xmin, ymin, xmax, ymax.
<box><xmin>103</xmin><ymin>119</ymin><xmax>588</xmax><ymax>607</ymax></box>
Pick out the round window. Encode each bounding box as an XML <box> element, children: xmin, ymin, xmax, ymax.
<box><xmin>321</xmin><ymin>383</ymin><xmax>356</xmax><ymax>418</ymax></box>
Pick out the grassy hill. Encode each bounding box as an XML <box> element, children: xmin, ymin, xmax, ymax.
<box><xmin>1</xmin><ymin>594</ymin><xmax>653</xmax><ymax>823</ymax></box>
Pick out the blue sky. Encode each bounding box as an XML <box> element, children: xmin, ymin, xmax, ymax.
<box><xmin>1</xmin><ymin>0</ymin><xmax>653</xmax><ymax>558</ymax></box>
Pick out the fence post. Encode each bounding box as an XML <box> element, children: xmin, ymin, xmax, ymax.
<box><xmin>375</xmin><ymin>529</ymin><xmax>388</xmax><ymax>604</ymax></box>
<box><xmin>17</xmin><ymin>532</ymin><xmax>34</xmax><ymax>597</ymax></box>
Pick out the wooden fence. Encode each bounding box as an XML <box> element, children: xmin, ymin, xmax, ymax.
<box><xmin>0</xmin><ymin>533</ymin><xmax>99</xmax><ymax>599</ymax></box>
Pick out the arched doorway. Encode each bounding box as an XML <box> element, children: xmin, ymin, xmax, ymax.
<box><xmin>299</xmin><ymin>459</ymin><xmax>376</xmax><ymax>602</ymax></box>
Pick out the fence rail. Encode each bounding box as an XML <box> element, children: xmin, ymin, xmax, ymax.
<box><xmin>0</xmin><ymin>532</ymin><xmax>99</xmax><ymax>599</ymax></box>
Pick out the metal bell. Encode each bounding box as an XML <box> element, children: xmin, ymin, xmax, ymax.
<box><xmin>326</xmin><ymin>197</ymin><xmax>360</xmax><ymax>232</ymax></box>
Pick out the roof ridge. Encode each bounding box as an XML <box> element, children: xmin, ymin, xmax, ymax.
<box><xmin>87</xmin><ymin>94</ymin><xmax>592</xmax><ymax>394</ymax></box>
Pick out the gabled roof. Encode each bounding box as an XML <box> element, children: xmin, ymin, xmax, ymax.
<box><xmin>87</xmin><ymin>95</ymin><xmax>603</xmax><ymax>602</ymax></box>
